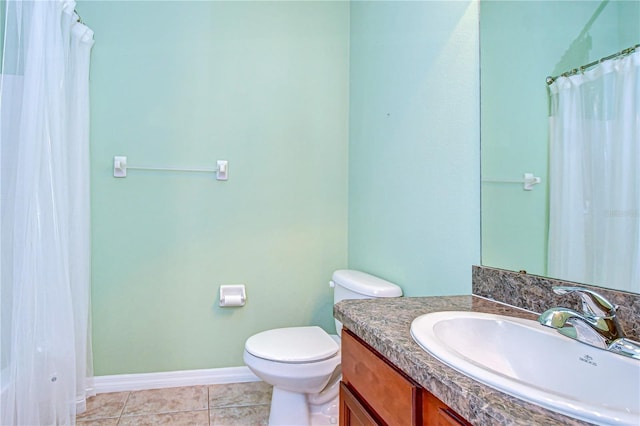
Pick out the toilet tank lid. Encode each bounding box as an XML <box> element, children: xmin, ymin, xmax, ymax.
<box><xmin>332</xmin><ymin>270</ymin><xmax>402</xmax><ymax>297</ymax></box>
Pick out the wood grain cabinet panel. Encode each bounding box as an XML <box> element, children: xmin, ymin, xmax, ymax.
<box><xmin>340</xmin><ymin>382</ymin><xmax>381</xmax><ymax>426</ymax></box>
<box><xmin>341</xmin><ymin>329</ymin><xmax>421</xmax><ymax>426</ymax></box>
<box><xmin>340</xmin><ymin>328</ymin><xmax>472</xmax><ymax>426</ymax></box>
<box><xmin>422</xmin><ymin>389</ymin><xmax>472</xmax><ymax>426</ymax></box>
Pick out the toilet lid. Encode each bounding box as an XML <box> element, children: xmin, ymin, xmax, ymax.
<box><xmin>245</xmin><ymin>326</ymin><xmax>339</xmax><ymax>363</ymax></box>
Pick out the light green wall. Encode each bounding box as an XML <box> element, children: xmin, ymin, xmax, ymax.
<box><xmin>481</xmin><ymin>0</ymin><xmax>640</xmax><ymax>276</ymax></box>
<box><xmin>84</xmin><ymin>0</ymin><xmax>482</xmax><ymax>375</ymax></box>
<box><xmin>347</xmin><ymin>1</ymin><xmax>481</xmax><ymax>296</ymax></box>
<box><xmin>81</xmin><ymin>1</ymin><xmax>349</xmax><ymax>375</ymax></box>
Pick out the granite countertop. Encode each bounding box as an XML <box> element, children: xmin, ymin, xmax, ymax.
<box><xmin>334</xmin><ymin>295</ymin><xmax>593</xmax><ymax>426</ymax></box>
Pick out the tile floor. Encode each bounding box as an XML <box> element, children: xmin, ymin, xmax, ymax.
<box><xmin>76</xmin><ymin>382</ymin><xmax>272</xmax><ymax>425</ymax></box>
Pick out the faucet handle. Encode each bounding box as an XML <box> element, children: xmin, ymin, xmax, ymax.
<box><xmin>552</xmin><ymin>286</ymin><xmax>617</xmax><ymax>317</ymax></box>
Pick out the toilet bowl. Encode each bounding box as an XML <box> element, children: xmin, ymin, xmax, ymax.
<box><xmin>244</xmin><ymin>327</ymin><xmax>341</xmax><ymax>425</ymax></box>
<box><xmin>243</xmin><ymin>270</ymin><xmax>402</xmax><ymax>426</ymax></box>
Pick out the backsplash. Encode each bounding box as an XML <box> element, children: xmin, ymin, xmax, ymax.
<box><xmin>472</xmin><ymin>265</ymin><xmax>640</xmax><ymax>341</ymax></box>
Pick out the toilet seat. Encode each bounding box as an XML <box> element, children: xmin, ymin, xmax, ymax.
<box><xmin>245</xmin><ymin>326</ymin><xmax>339</xmax><ymax>363</ymax></box>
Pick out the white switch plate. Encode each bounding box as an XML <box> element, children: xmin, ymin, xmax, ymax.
<box><xmin>114</xmin><ymin>156</ymin><xmax>127</xmax><ymax>178</ymax></box>
<box><xmin>216</xmin><ymin>160</ymin><xmax>228</xmax><ymax>181</ymax></box>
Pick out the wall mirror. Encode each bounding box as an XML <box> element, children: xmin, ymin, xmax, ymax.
<box><xmin>480</xmin><ymin>0</ymin><xmax>639</xmax><ymax>293</ymax></box>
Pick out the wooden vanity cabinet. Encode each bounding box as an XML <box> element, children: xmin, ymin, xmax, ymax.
<box><xmin>340</xmin><ymin>329</ymin><xmax>420</xmax><ymax>425</ymax></box>
<box><xmin>340</xmin><ymin>329</ymin><xmax>471</xmax><ymax>426</ymax></box>
<box><xmin>422</xmin><ymin>391</ymin><xmax>473</xmax><ymax>426</ymax></box>
<box><xmin>340</xmin><ymin>382</ymin><xmax>380</xmax><ymax>426</ymax></box>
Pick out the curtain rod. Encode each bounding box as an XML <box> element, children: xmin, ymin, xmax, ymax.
<box><xmin>74</xmin><ymin>9</ymin><xmax>84</xmax><ymax>25</ymax></box>
<box><xmin>546</xmin><ymin>43</ymin><xmax>639</xmax><ymax>85</ymax></box>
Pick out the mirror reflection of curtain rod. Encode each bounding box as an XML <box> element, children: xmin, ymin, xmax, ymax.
<box><xmin>74</xmin><ymin>9</ymin><xmax>84</xmax><ymax>25</ymax></box>
<box><xmin>546</xmin><ymin>43</ymin><xmax>639</xmax><ymax>85</ymax></box>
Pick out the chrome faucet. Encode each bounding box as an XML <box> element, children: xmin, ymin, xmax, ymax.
<box><xmin>538</xmin><ymin>286</ymin><xmax>640</xmax><ymax>360</ymax></box>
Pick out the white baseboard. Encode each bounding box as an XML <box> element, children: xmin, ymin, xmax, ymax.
<box><xmin>93</xmin><ymin>366</ymin><xmax>260</xmax><ymax>394</ymax></box>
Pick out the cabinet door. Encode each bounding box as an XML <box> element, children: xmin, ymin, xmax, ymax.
<box><xmin>341</xmin><ymin>329</ymin><xmax>421</xmax><ymax>426</ymax></box>
<box><xmin>340</xmin><ymin>382</ymin><xmax>381</xmax><ymax>426</ymax></box>
<box><xmin>422</xmin><ymin>390</ymin><xmax>472</xmax><ymax>426</ymax></box>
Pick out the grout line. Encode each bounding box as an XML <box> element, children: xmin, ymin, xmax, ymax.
<box><xmin>118</xmin><ymin>392</ymin><xmax>131</xmax><ymax>423</ymax></box>
<box><xmin>119</xmin><ymin>391</ymin><xmax>132</xmax><ymax>421</ymax></box>
<box><xmin>207</xmin><ymin>385</ymin><xmax>211</xmax><ymax>426</ymax></box>
<box><xmin>119</xmin><ymin>408</ymin><xmax>210</xmax><ymax>417</ymax></box>
<box><xmin>118</xmin><ymin>409</ymin><xmax>209</xmax><ymax>420</ymax></box>
<box><xmin>210</xmin><ymin>402</ymin><xmax>272</xmax><ymax>409</ymax></box>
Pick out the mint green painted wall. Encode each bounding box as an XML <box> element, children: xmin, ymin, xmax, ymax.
<box><xmin>83</xmin><ymin>0</ymin><xmax>483</xmax><ymax>375</ymax></box>
<box><xmin>481</xmin><ymin>0</ymin><xmax>640</xmax><ymax>277</ymax></box>
<box><xmin>348</xmin><ymin>1</ymin><xmax>481</xmax><ymax>296</ymax></box>
<box><xmin>80</xmin><ymin>1</ymin><xmax>349</xmax><ymax>375</ymax></box>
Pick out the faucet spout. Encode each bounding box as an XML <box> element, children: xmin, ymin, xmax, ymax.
<box><xmin>538</xmin><ymin>286</ymin><xmax>640</xmax><ymax>359</ymax></box>
<box><xmin>551</xmin><ymin>286</ymin><xmax>617</xmax><ymax>317</ymax></box>
<box><xmin>538</xmin><ymin>307</ymin><xmax>613</xmax><ymax>348</ymax></box>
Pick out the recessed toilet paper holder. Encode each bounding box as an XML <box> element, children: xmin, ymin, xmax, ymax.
<box><xmin>219</xmin><ymin>284</ymin><xmax>246</xmax><ymax>307</ymax></box>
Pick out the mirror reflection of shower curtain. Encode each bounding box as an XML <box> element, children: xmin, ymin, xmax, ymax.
<box><xmin>0</xmin><ymin>1</ymin><xmax>94</xmax><ymax>424</ymax></box>
<box><xmin>548</xmin><ymin>50</ymin><xmax>640</xmax><ymax>293</ymax></box>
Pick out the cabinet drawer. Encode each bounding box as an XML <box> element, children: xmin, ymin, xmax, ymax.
<box><xmin>422</xmin><ymin>390</ymin><xmax>472</xmax><ymax>426</ymax></box>
<box><xmin>340</xmin><ymin>382</ymin><xmax>380</xmax><ymax>426</ymax></box>
<box><xmin>341</xmin><ymin>329</ymin><xmax>420</xmax><ymax>426</ymax></box>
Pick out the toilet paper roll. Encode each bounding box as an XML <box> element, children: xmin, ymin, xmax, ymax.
<box><xmin>221</xmin><ymin>294</ymin><xmax>244</xmax><ymax>307</ymax></box>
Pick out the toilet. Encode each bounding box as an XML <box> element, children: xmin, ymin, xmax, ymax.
<box><xmin>243</xmin><ymin>270</ymin><xmax>402</xmax><ymax>426</ymax></box>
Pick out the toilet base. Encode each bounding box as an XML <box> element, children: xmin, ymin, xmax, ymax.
<box><xmin>269</xmin><ymin>388</ymin><xmax>309</xmax><ymax>426</ymax></box>
<box><xmin>268</xmin><ymin>387</ymin><xmax>339</xmax><ymax>426</ymax></box>
<box><xmin>309</xmin><ymin>396</ymin><xmax>339</xmax><ymax>425</ymax></box>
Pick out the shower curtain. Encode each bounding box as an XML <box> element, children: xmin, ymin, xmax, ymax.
<box><xmin>548</xmin><ymin>50</ymin><xmax>640</xmax><ymax>292</ymax></box>
<box><xmin>1</xmin><ymin>1</ymin><xmax>94</xmax><ymax>424</ymax></box>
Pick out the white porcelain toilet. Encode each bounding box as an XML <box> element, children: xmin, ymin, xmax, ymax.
<box><xmin>243</xmin><ymin>269</ymin><xmax>402</xmax><ymax>426</ymax></box>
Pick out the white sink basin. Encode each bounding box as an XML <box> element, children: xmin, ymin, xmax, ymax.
<box><xmin>410</xmin><ymin>311</ymin><xmax>640</xmax><ymax>425</ymax></box>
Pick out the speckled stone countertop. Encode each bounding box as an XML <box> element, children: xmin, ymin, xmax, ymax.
<box><xmin>334</xmin><ymin>296</ymin><xmax>594</xmax><ymax>426</ymax></box>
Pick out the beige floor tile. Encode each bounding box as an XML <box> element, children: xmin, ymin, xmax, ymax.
<box><xmin>122</xmin><ymin>385</ymin><xmax>208</xmax><ymax>416</ymax></box>
<box><xmin>76</xmin><ymin>392</ymin><xmax>129</xmax><ymax>421</ymax></box>
<box><xmin>209</xmin><ymin>381</ymin><xmax>272</xmax><ymax>408</ymax></box>
<box><xmin>76</xmin><ymin>419</ymin><xmax>119</xmax><ymax>426</ymax></box>
<box><xmin>118</xmin><ymin>410</ymin><xmax>209</xmax><ymax>426</ymax></box>
<box><xmin>210</xmin><ymin>405</ymin><xmax>269</xmax><ymax>426</ymax></box>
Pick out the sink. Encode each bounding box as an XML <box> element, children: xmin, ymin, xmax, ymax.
<box><xmin>410</xmin><ymin>311</ymin><xmax>640</xmax><ymax>425</ymax></box>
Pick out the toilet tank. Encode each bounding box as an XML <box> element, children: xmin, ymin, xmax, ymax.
<box><xmin>330</xmin><ymin>270</ymin><xmax>402</xmax><ymax>334</ymax></box>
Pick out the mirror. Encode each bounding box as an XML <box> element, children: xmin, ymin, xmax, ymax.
<box><xmin>480</xmin><ymin>0</ymin><xmax>640</xmax><ymax>293</ymax></box>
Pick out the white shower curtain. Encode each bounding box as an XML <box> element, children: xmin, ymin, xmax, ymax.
<box><xmin>548</xmin><ymin>50</ymin><xmax>640</xmax><ymax>292</ymax></box>
<box><xmin>0</xmin><ymin>1</ymin><xmax>94</xmax><ymax>424</ymax></box>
